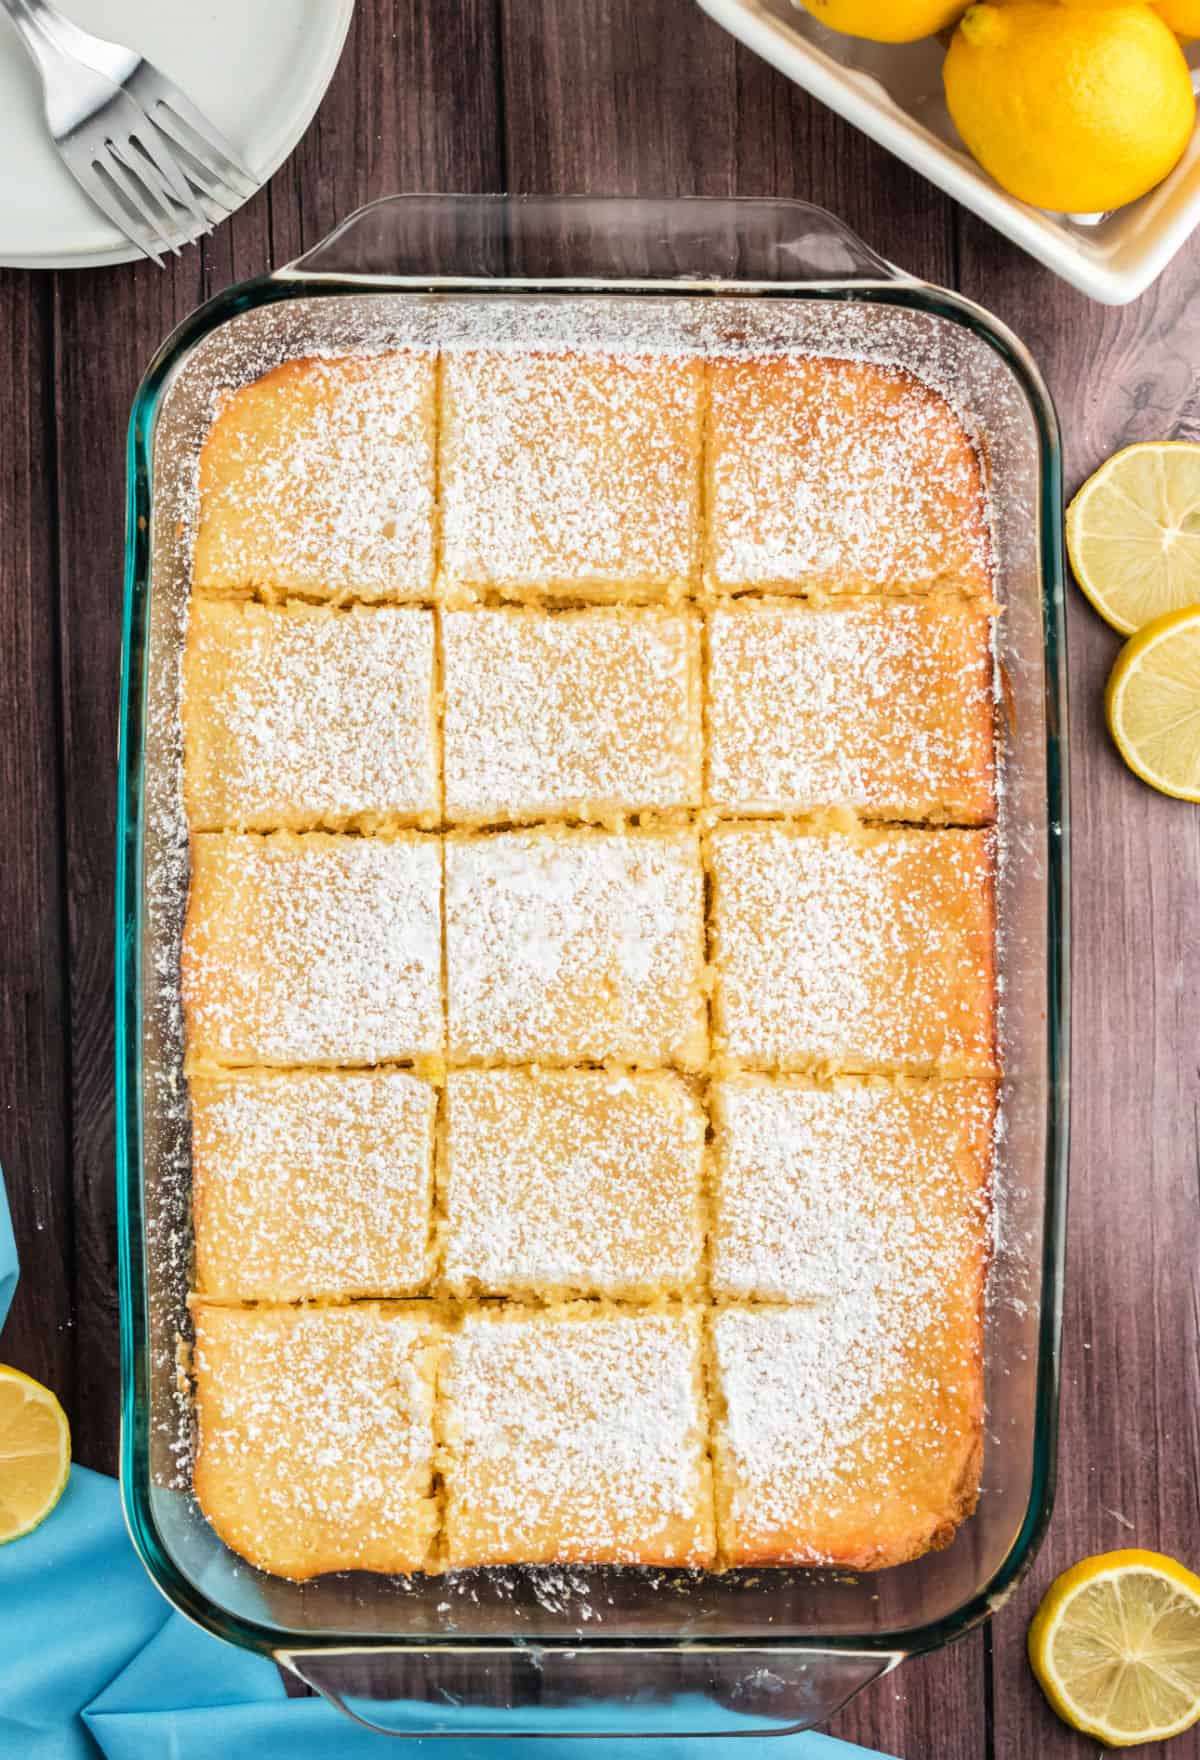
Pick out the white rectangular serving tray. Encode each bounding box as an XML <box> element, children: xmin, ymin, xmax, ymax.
<box><xmin>697</xmin><ymin>0</ymin><xmax>1200</xmax><ymax>304</ymax></box>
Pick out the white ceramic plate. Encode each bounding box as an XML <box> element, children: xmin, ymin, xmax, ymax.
<box><xmin>696</xmin><ymin>0</ymin><xmax>1200</xmax><ymax>305</ymax></box>
<box><xmin>0</xmin><ymin>0</ymin><xmax>355</xmax><ymax>269</ymax></box>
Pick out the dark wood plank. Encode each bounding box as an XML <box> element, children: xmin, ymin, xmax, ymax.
<box><xmin>204</xmin><ymin>0</ymin><xmax>504</xmax><ymax>295</ymax></box>
<box><xmin>954</xmin><ymin>222</ymin><xmax>1200</xmax><ymax>1760</ymax></box>
<box><xmin>0</xmin><ymin>272</ymin><xmax>74</xmax><ymax>1406</ymax></box>
<box><xmin>51</xmin><ymin>256</ymin><xmax>207</xmax><ymax>1471</ymax></box>
<box><xmin>498</xmin><ymin>0</ymin><xmax>954</xmax><ymax>283</ymax></box>
<box><xmin>280</xmin><ymin>0</ymin><xmax>503</xmax><ymax>263</ymax></box>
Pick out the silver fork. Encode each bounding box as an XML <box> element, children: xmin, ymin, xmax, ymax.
<box><xmin>1</xmin><ymin>0</ymin><xmax>257</xmax><ymax>264</ymax></box>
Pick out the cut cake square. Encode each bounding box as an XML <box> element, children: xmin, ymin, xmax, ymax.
<box><xmin>441</xmin><ymin>1068</ymin><xmax>706</xmax><ymax>1300</ymax></box>
<box><xmin>192</xmin><ymin>351</ymin><xmax>436</xmax><ymax>603</ymax></box>
<box><xmin>708</xmin><ymin>823</ymin><xmax>997</xmax><ymax>1076</ymax></box>
<box><xmin>191</xmin><ymin>1301</ymin><xmax>443</xmax><ymax>1579</ymax></box>
<box><xmin>709</xmin><ymin>1293</ymin><xmax>985</xmax><ymax>1572</ymax></box>
<box><xmin>445</xmin><ymin>827</ymin><xmax>707</xmax><ymax>1068</ymax></box>
<box><xmin>440</xmin><ymin>1303</ymin><xmax>714</xmax><ymax>1569</ymax></box>
<box><xmin>441</xmin><ymin>605</ymin><xmax>702</xmax><ymax>823</ymax></box>
<box><xmin>182</xmin><ymin>831</ymin><xmax>443</xmax><ymax>1067</ymax></box>
<box><xmin>710</xmin><ymin>1074</ymin><xmax>994</xmax><ymax>1303</ymax></box>
<box><xmin>440</xmin><ymin>349</ymin><xmax>702</xmax><ymax>597</ymax></box>
<box><xmin>705</xmin><ymin>355</ymin><xmax>991</xmax><ymax>597</ymax></box>
<box><xmin>191</xmin><ymin>1067</ymin><xmax>437</xmax><ymax>1302</ymax></box>
<box><xmin>182</xmin><ymin>600</ymin><xmax>438</xmax><ymax>831</ymax></box>
<box><xmin>706</xmin><ymin>598</ymin><xmax>995</xmax><ymax>823</ymax></box>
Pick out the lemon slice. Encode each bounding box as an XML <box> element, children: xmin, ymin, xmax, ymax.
<box><xmin>1067</xmin><ymin>441</ymin><xmax>1200</xmax><ymax>635</ymax></box>
<box><xmin>1029</xmin><ymin>1550</ymin><xmax>1200</xmax><ymax>1747</ymax></box>
<box><xmin>0</xmin><ymin>1365</ymin><xmax>71</xmax><ymax>1543</ymax></box>
<box><xmin>1105</xmin><ymin>604</ymin><xmax>1200</xmax><ymax>801</ymax></box>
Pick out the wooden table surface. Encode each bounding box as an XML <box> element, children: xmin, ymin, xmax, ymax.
<box><xmin>2</xmin><ymin>3</ymin><xmax>1198</xmax><ymax>1754</ymax></box>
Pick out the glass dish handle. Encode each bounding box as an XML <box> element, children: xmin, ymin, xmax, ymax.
<box><xmin>279</xmin><ymin>1645</ymin><xmax>897</xmax><ymax>1738</ymax></box>
<box><xmin>277</xmin><ymin>193</ymin><xmax>908</xmax><ymax>286</ymax></box>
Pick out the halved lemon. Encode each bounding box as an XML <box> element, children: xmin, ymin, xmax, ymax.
<box><xmin>1067</xmin><ymin>441</ymin><xmax>1200</xmax><ymax>635</ymax></box>
<box><xmin>1029</xmin><ymin>1550</ymin><xmax>1200</xmax><ymax>1747</ymax></box>
<box><xmin>1105</xmin><ymin>604</ymin><xmax>1200</xmax><ymax>801</ymax></box>
<box><xmin>0</xmin><ymin>1365</ymin><xmax>71</xmax><ymax>1543</ymax></box>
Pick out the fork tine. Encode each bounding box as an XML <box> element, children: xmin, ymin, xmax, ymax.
<box><xmin>141</xmin><ymin>141</ymin><xmax>240</xmax><ymax>226</ymax></box>
<box><xmin>63</xmin><ymin>154</ymin><xmax>164</xmax><ymax>266</ymax></box>
<box><xmin>138</xmin><ymin>114</ymin><xmax>248</xmax><ymax>218</ymax></box>
<box><xmin>147</xmin><ymin>111</ymin><xmax>254</xmax><ymax>214</ymax></box>
<box><xmin>99</xmin><ymin>145</ymin><xmax>180</xmax><ymax>259</ymax></box>
<box><xmin>149</xmin><ymin>94</ymin><xmax>257</xmax><ymax>200</ymax></box>
<box><xmin>74</xmin><ymin>83</ymin><xmax>207</xmax><ymax>254</ymax></box>
<box><xmin>125</xmin><ymin>124</ymin><xmax>212</xmax><ymax>240</ymax></box>
<box><xmin>154</xmin><ymin>142</ymin><xmax>241</xmax><ymax>215</ymax></box>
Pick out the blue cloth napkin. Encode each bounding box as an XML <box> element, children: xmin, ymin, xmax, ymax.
<box><xmin>0</xmin><ymin>1167</ymin><xmax>17</xmax><ymax>1332</ymax></box>
<box><xmin>0</xmin><ymin>1167</ymin><xmax>895</xmax><ymax>1759</ymax></box>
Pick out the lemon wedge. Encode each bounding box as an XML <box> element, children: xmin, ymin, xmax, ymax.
<box><xmin>1029</xmin><ymin>1550</ymin><xmax>1200</xmax><ymax>1747</ymax></box>
<box><xmin>0</xmin><ymin>1364</ymin><xmax>71</xmax><ymax>1544</ymax></box>
<box><xmin>1067</xmin><ymin>441</ymin><xmax>1200</xmax><ymax>636</ymax></box>
<box><xmin>1106</xmin><ymin>604</ymin><xmax>1200</xmax><ymax>801</ymax></box>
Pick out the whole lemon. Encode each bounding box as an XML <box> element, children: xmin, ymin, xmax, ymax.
<box><xmin>1154</xmin><ymin>0</ymin><xmax>1200</xmax><ymax>37</ymax></box>
<box><xmin>1061</xmin><ymin>0</ymin><xmax>1200</xmax><ymax>22</ymax></box>
<box><xmin>795</xmin><ymin>0</ymin><xmax>970</xmax><ymax>42</ymax></box>
<box><xmin>944</xmin><ymin>3</ymin><xmax>1195</xmax><ymax>212</ymax></box>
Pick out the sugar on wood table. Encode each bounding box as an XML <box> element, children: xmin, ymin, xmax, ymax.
<box><xmin>2</xmin><ymin>3</ymin><xmax>1198</xmax><ymax>1754</ymax></box>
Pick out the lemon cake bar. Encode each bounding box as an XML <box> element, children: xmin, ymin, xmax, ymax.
<box><xmin>178</xmin><ymin>331</ymin><xmax>999</xmax><ymax>1585</ymax></box>
<box><xmin>709</xmin><ymin>822</ymin><xmax>997</xmax><ymax>1075</ymax></box>
<box><xmin>192</xmin><ymin>1302</ymin><xmax>443</xmax><ymax>1580</ymax></box>
<box><xmin>710</xmin><ymin>1074</ymin><xmax>994</xmax><ymax>1303</ymax></box>
<box><xmin>709</xmin><ymin>1285</ymin><xmax>985</xmax><ymax>1571</ymax></box>
<box><xmin>192</xmin><ymin>352</ymin><xmax>436</xmax><ymax>603</ymax></box>
<box><xmin>445</xmin><ymin>827</ymin><xmax>708</xmax><ymax>1067</ymax></box>
<box><xmin>706</xmin><ymin>599</ymin><xmax>995</xmax><ymax>823</ymax></box>
<box><xmin>440</xmin><ymin>349</ymin><xmax>703</xmax><ymax>597</ymax></box>
<box><xmin>706</xmin><ymin>355</ymin><xmax>991</xmax><ymax>597</ymax></box>
<box><xmin>441</xmin><ymin>606</ymin><xmax>703</xmax><ymax>823</ymax></box>
<box><xmin>441</xmin><ymin>1068</ymin><xmax>706</xmax><ymax>1300</ymax></box>
<box><xmin>182</xmin><ymin>601</ymin><xmax>438</xmax><ymax>832</ymax></box>
<box><xmin>440</xmin><ymin>1304</ymin><xmax>715</xmax><ymax>1569</ymax></box>
<box><xmin>191</xmin><ymin>1068</ymin><xmax>437</xmax><ymax>1302</ymax></box>
<box><xmin>182</xmin><ymin>831</ymin><xmax>443</xmax><ymax>1067</ymax></box>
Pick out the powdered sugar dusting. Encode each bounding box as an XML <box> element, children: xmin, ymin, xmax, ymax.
<box><xmin>441</xmin><ymin>1306</ymin><xmax>713</xmax><ymax>1568</ymax></box>
<box><xmin>441</xmin><ymin>350</ymin><xmax>702</xmax><ymax>593</ymax></box>
<box><xmin>707</xmin><ymin>354</ymin><xmax>992</xmax><ymax>595</ymax></box>
<box><xmin>442</xmin><ymin>1069</ymin><xmax>706</xmax><ymax>1298</ymax></box>
<box><xmin>711</xmin><ymin>1076</ymin><xmax>994</xmax><ymax>1303</ymax></box>
<box><xmin>183</xmin><ymin>832</ymin><xmax>443</xmax><ymax>1066</ymax></box>
<box><xmin>710</xmin><ymin>824</ymin><xmax>997</xmax><ymax>1073</ymax></box>
<box><xmin>192</xmin><ymin>1303</ymin><xmax>442</xmax><ymax>1579</ymax></box>
<box><xmin>707</xmin><ymin>600</ymin><xmax>995</xmax><ymax>822</ymax></box>
<box><xmin>710</xmin><ymin>1286</ymin><xmax>983</xmax><ymax>1568</ymax></box>
<box><xmin>183</xmin><ymin>601</ymin><xmax>437</xmax><ymax>829</ymax></box>
<box><xmin>191</xmin><ymin>1069</ymin><xmax>436</xmax><ymax>1300</ymax></box>
<box><xmin>445</xmin><ymin>829</ymin><xmax>707</xmax><ymax>1067</ymax></box>
<box><xmin>193</xmin><ymin>350</ymin><xmax>436</xmax><ymax>602</ymax></box>
<box><xmin>442</xmin><ymin>607</ymin><xmax>701</xmax><ymax>822</ymax></box>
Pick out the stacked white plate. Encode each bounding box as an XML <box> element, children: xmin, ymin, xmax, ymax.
<box><xmin>0</xmin><ymin>0</ymin><xmax>355</xmax><ymax>268</ymax></box>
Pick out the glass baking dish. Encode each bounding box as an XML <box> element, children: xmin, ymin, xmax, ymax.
<box><xmin>116</xmin><ymin>194</ymin><xmax>1070</xmax><ymax>1739</ymax></box>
